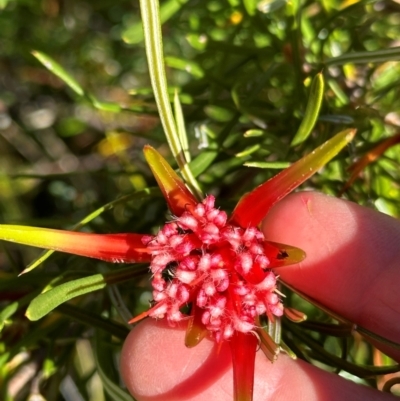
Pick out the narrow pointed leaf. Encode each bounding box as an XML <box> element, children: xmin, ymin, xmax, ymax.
<box><xmin>144</xmin><ymin>145</ymin><xmax>197</xmax><ymax>215</ymax></box>
<box><xmin>122</xmin><ymin>0</ymin><xmax>189</xmax><ymax>45</ymax></box>
<box><xmin>189</xmin><ymin>150</ymin><xmax>219</xmax><ymax>177</ymax></box>
<box><xmin>230</xmin><ymin>331</ymin><xmax>257</xmax><ymax>401</ymax></box>
<box><xmin>230</xmin><ymin>129</ymin><xmax>356</xmax><ymax>227</ymax></box>
<box><xmin>174</xmin><ymin>89</ymin><xmax>191</xmax><ymax>162</ymax></box>
<box><xmin>32</xmin><ymin>51</ymin><xmax>84</xmax><ymax>96</ymax></box>
<box><xmin>326</xmin><ymin>46</ymin><xmax>400</xmax><ymax>66</ymax></box>
<box><xmin>341</xmin><ymin>132</ymin><xmax>400</xmax><ymax>193</ymax></box>
<box><xmin>264</xmin><ymin>241</ymin><xmax>306</xmax><ymax>267</ymax></box>
<box><xmin>291</xmin><ymin>73</ymin><xmax>324</xmax><ymax>147</ymax></box>
<box><xmin>140</xmin><ymin>0</ymin><xmax>202</xmax><ymax>199</ymax></box>
<box><xmin>27</xmin><ymin>274</ymin><xmax>107</xmax><ymax>321</ymax></box>
<box><xmin>244</xmin><ymin>161</ymin><xmax>290</xmax><ymax>169</ymax></box>
<box><xmin>27</xmin><ymin>266</ymin><xmax>148</xmax><ymax>321</ymax></box>
<box><xmin>94</xmin><ymin>331</ymin><xmax>135</xmax><ymax>401</ymax></box>
<box><xmin>0</xmin><ymin>302</ymin><xmax>19</xmax><ymax>332</ymax></box>
<box><xmin>0</xmin><ymin>225</ymin><xmax>151</xmax><ymax>264</ymax></box>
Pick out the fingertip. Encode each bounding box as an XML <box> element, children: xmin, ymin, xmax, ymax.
<box><xmin>120</xmin><ymin>319</ymin><xmax>232</xmax><ymax>401</ymax></box>
<box><xmin>262</xmin><ymin>191</ymin><xmax>400</xmax><ymax>359</ymax></box>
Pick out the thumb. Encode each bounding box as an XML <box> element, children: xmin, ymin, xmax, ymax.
<box><xmin>120</xmin><ymin>319</ymin><xmax>394</xmax><ymax>401</ymax></box>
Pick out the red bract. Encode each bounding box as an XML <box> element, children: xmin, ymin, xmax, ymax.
<box><xmin>0</xmin><ymin>128</ymin><xmax>355</xmax><ymax>401</ymax></box>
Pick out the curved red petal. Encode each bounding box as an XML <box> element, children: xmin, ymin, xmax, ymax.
<box><xmin>0</xmin><ymin>225</ymin><xmax>151</xmax><ymax>263</ymax></box>
<box><xmin>144</xmin><ymin>145</ymin><xmax>197</xmax><ymax>216</ymax></box>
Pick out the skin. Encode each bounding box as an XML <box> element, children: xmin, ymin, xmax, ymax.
<box><xmin>120</xmin><ymin>192</ymin><xmax>400</xmax><ymax>401</ymax></box>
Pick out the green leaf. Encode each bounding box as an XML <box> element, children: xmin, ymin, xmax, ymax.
<box><xmin>243</xmin><ymin>0</ymin><xmax>257</xmax><ymax>15</ymax></box>
<box><xmin>32</xmin><ymin>51</ymin><xmax>84</xmax><ymax>96</ymax></box>
<box><xmin>244</xmin><ymin>129</ymin><xmax>264</xmax><ymax>138</ymax></box>
<box><xmin>26</xmin><ymin>266</ymin><xmax>148</xmax><ymax>321</ymax></box>
<box><xmin>0</xmin><ymin>314</ymin><xmax>66</xmax><ymax>368</ymax></box>
<box><xmin>165</xmin><ymin>56</ymin><xmax>204</xmax><ymax>78</ymax></box>
<box><xmin>94</xmin><ymin>331</ymin><xmax>136</xmax><ymax>401</ymax></box>
<box><xmin>257</xmin><ymin>0</ymin><xmax>287</xmax><ymax>14</ymax></box>
<box><xmin>88</xmin><ymin>94</ymin><xmax>122</xmax><ymax>112</ymax></box>
<box><xmin>174</xmin><ymin>90</ymin><xmax>191</xmax><ymax>162</ymax></box>
<box><xmin>122</xmin><ymin>0</ymin><xmax>188</xmax><ymax>44</ymax></box>
<box><xmin>0</xmin><ymin>302</ymin><xmax>18</xmax><ymax>332</ymax></box>
<box><xmin>243</xmin><ymin>161</ymin><xmax>291</xmax><ymax>169</ymax></box>
<box><xmin>326</xmin><ymin>47</ymin><xmax>400</xmax><ymax>66</ymax></box>
<box><xmin>204</xmin><ymin>105</ymin><xmax>235</xmax><ymax>122</ymax></box>
<box><xmin>0</xmin><ymin>0</ymin><xmax>15</xmax><ymax>9</ymax></box>
<box><xmin>318</xmin><ymin>114</ymin><xmax>354</xmax><ymax>124</ymax></box>
<box><xmin>0</xmin><ymin>291</ymin><xmax>38</xmax><ymax>331</ymax></box>
<box><xmin>327</xmin><ymin>78</ymin><xmax>350</xmax><ymax>106</ymax></box>
<box><xmin>26</xmin><ymin>274</ymin><xmax>107</xmax><ymax>321</ymax></box>
<box><xmin>235</xmin><ymin>144</ymin><xmax>260</xmax><ymax>157</ymax></box>
<box><xmin>139</xmin><ymin>0</ymin><xmax>202</xmax><ymax>199</ymax></box>
<box><xmin>189</xmin><ymin>150</ymin><xmax>219</xmax><ymax>177</ymax></box>
<box><xmin>291</xmin><ymin>73</ymin><xmax>325</xmax><ymax>146</ymax></box>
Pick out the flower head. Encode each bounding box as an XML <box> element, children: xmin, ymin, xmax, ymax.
<box><xmin>140</xmin><ymin>194</ymin><xmax>282</xmax><ymax>343</ymax></box>
<box><xmin>0</xmin><ymin>128</ymin><xmax>355</xmax><ymax>401</ymax></box>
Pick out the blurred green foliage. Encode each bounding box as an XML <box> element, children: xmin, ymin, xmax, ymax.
<box><xmin>1</xmin><ymin>0</ymin><xmax>400</xmax><ymax>399</ymax></box>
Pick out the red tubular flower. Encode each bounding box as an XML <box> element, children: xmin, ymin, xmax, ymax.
<box><xmin>0</xmin><ymin>128</ymin><xmax>355</xmax><ymax>401</ymax></box>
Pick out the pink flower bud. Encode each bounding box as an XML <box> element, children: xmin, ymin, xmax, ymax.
<box><xmin>177</xmin><ymin>284</ymin><xmax>190</xmax><ymax>303</ymax></box>
<box><xmin>201</xmin><ymin>310</ymin><xmax>211</xmax><ymax>325</ymax></box>
<box><xmin>256</xmin><ymin>272</ymin><xmax>276</xmax><ymax>291</ymax></box>
<box><xmin>180</xmin><ymin>255</ymin><xmax>200</xmax><ymax>270</ymax></box>
<box><xmin>213</xmin><ymin>211</ymin><xmax>227</xmax><ymax>227</ymax></box>
<box><xmin>203</xmin><ymin>281</ymin><xmax>216</xmax><ymax>296</ymax></box>
<box><xmin>196</xmin><ymin>289</ymin><xmax>208</xmax><ymax>308</ymax></box>
<box><xmin>203</xmin><ymin>195</ymin><xmax>215</xmax><ymax>210</ymax></box>
<box><xmin>236</xmin><ymin>252</ymin><xmax>253</xmax><ymax>275</ymax></box>
<box><xmin>243</xmin><ymin>227</ymin><xmax>258</xmax><ymax>243</ymax></box>
<box><xmin>178</xmin><ymin>214</ymin><xmax>199</xmax><ymax>231</ymax></box>
<box><xmin>162</xmin><ymin>223</ymin><xmax>178</xmax><ymax>237</ymax></box>
<box><xmin>194</xmin><ymin>203</ymin><xmax>205</xmax><ymax>218</ymax></box>
<box><xmin>175</xmin><ymin>268</ymin><xmax>197</xmax><ymax>284</ymax></box>
<box><xmin>198</xmin><ymin>254</ymin><xmax>211</xmax><ymax>271</ymax></box>
<box><xmin>206</xmin><ymin>208</ymin><xmax>220</xmax><ymax>222</ymax></box>
<box><xmin>233</xmin><ymin>316</ymin><xmax>254</xmax><ymax>333</ymax></box>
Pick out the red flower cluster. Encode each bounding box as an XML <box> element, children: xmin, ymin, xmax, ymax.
<box><xmin>142</xmin><ymin>195</ymin><xmax>283</xmax><ymax>342</ymax></box>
